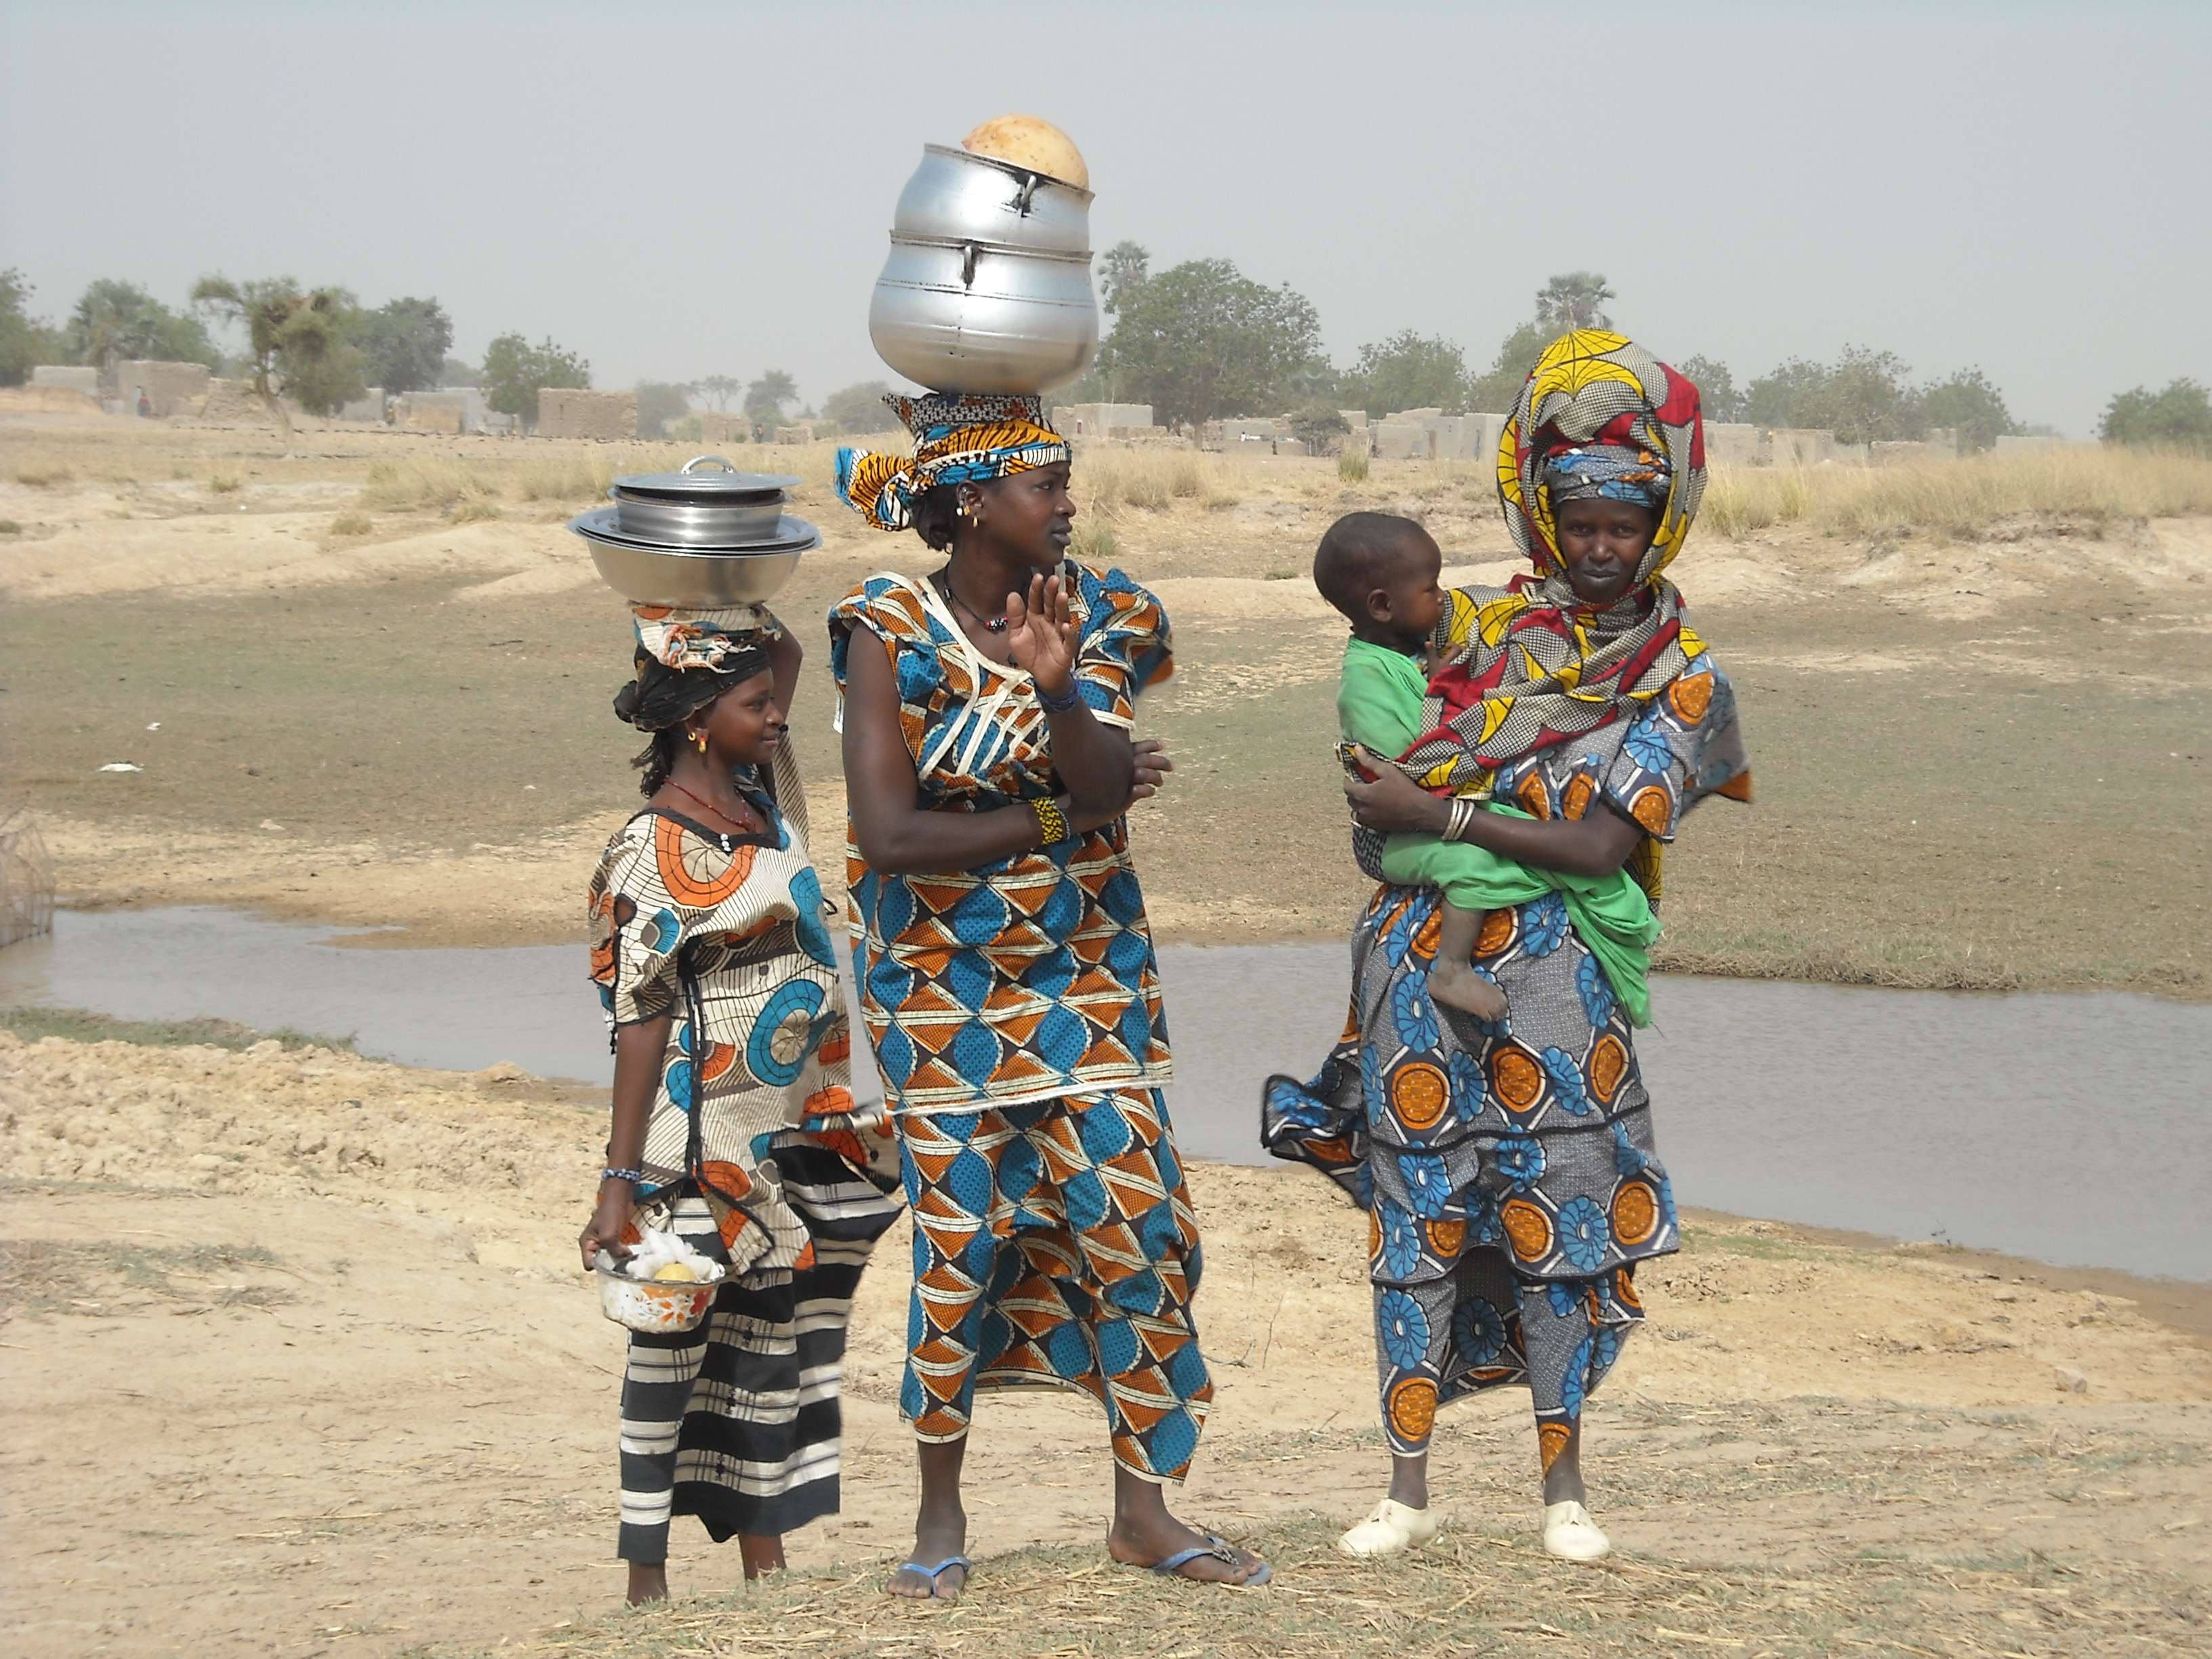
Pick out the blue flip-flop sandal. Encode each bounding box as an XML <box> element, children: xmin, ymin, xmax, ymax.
<box><xmin>1149</xmin><ymin>1535</ymin><xmax>1271</xmax><ymax>1586</ymax></box>
<box><xmin>888</xmin><ymin>1555</ymin><xmax>973</xmax><ymax>1599</ymax></box>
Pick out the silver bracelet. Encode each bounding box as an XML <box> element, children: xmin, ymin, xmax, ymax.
<box><xmin>1444</xmin><ymin>798</ymin><xmax>1477</xmax><ymax>843</ymax></box>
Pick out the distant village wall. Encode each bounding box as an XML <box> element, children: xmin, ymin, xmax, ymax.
<box><xmin>538</xmin><ymin>388</ymin><xmax>635</xmax><ymax>440</ymax></box>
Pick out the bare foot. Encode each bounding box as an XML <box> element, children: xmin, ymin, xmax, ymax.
<box><xmin>1429</xmin><ymin>957</ymin><xmax>1507</xmax><ymax>1020</ymax></box>
<box><xmin>626</xmin><ymin>1562</ymin><xmax>668</xmax><ymax>1605</ymax></box>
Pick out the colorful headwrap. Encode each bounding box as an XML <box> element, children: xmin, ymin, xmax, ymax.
<box><xmin>630</xmin><ymin>602</ymin><xmax>782</xmax><ymax>673</ymax></box>
<box><xmin>1498</xmin><ymin>329</ymin><xmax>1706</xmax><ymax>588</ymax></box>
<box><xmin>1399</xmin><ymin>331</ymin><xmax>1740</xmax><ymax>815</ymax></box>
<box><xmin>1542</xmin><ymin>443</ymin><xmax>1671</xmax><ymax>509</ymax></box>
<box><xmin>836</xmin><ymin>392</ymin><xmax>1070</xmax><ymax>532</ymax></box>
<box><xmin>613</xmin><ymin>603</ymin><xmax>779</xmax><ymax>733</ymax></box>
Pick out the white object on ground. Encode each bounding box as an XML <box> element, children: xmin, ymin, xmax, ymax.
<box><xmin>1542</xmin><ymin>1500</ymin><xmax>1611</xmax><ymax>1563</ymax></box>
<box><xmin>98</xmin><ymin>763</ymin><xmax>141</xmax><ymax>773</ymax></box>
<box><xmin>1338</xmin><ymin>1497</ymin><xmax>1441</xmax><ymax>1558</ymax></box>
<box><xmin>146</xmin><ymin>722</ymin><xmax>161</xmax><ymax>731</ymax></box>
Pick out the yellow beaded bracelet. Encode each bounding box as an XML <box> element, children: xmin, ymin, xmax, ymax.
<box><xmin>1030</xmin><ymin>796</ymin><xmax>1073</xmax><ymax>846</ymax></box>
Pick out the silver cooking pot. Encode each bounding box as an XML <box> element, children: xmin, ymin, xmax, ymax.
<box><xmin>891</xmin><ymin>144</ymin><xmax>1092</xmax><ymax>254</ymax></box>
<box><xmin>569</xmin><ymin>511</ymin><xmax>821</xmax><ymax>607</ymax></box>
<box><xmin>607</xmin><ymin>455</ymin><xmax>800</xmax><ymax>547</ymax></box>
<box><xmin>869</xmin><ymin>236</ymin><xmax>1098</xmax><ymax>394</ymax></box>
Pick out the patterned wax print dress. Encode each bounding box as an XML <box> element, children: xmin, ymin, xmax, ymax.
<box><xmin>588</xmin><ymin>775</ymin><xmax>902</xmax><ymax>1561</ymax></box>
<box><xmin>1264</xmin><ymin>657</ymin><xmax>1746</xmax><ymax>1467</ymax></box>
<box><xmin>829</xmin><ymin>562</ymin><xmax>1214</xmax><ymax>1483</ymax></box>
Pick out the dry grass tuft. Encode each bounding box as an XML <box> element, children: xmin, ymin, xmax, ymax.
<box><xmin>450</xmin><ymin>497</ymin><xmax>502</xmax><ymax>524</ymax></box>
<box><xmin>358</xmin><ymin>455</ymin><xmax>499</xmax><ymax>514</ymax></box>
<box><xmin>1077</xmin><ymin>451</ymin><xmax>1223</xmax><ymax>518</ymax></box>
<box><xmin>1069</xmin><ymin>520</ymin><xmax>1118</xmax><ymax>563</ymax></box>
<box><xmin>1338</xmin><ymin>449</ymin><xmax>1370</xmax><ymax>482</ymax></box>
<box><xmin>1701</xmin><ymin>444</ymin><xmax>2212</xmax><ymax>541</ymax></box>
<box><xmin>12</xmin><ymin>459</ymin><xmax>73</xmax><ymax>487</ymax></box>
<box><xmin>327</xmin><ymin>510</ymin><xmax>372</xmax><ymax>537</ymax></box>
<box><xmin>207</xmin><ymin>469</ymin><xmax>241</xmax><ymax>495</ymax></box>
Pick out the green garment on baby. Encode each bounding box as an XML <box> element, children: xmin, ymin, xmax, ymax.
<box><xmin>1338</xmin><ymin>636</ymin><xmax>1659</xmax><ymax>1026</ymax></box>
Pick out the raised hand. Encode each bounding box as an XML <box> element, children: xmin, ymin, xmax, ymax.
<box><xmin>1004</xmin><ymin>571</ymin><xmax>1079</xmax><ymax>700</ymax></box>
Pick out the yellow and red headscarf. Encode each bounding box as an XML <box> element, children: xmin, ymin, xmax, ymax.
<box><xmin>1402</xmin><ymin>331</ymin><xmax>1715</xmax><ymax>798</ymax></box>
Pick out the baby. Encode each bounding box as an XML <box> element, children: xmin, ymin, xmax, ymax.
<box><xmin>1314</xmin><ymin>511</ymin><xmax>1506</xmax><ymax>1020</ymax></box>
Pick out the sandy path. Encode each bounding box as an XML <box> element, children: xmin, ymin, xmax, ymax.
<box><xmin>2</xmin><ymin>1031</ymin><xmax>2206</xmax><ymax>1655</ymax></box>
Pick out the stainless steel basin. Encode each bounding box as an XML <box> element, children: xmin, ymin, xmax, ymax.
<box><xmin>891</xmin><ymin>143</ymin><xmax>1092</xmax><ymax>254</ymax></box>
<box><xmin>570</xmin><ymin>508</ymin><xmax>821</xmax><ymax>606</ymax></box>
<box><xmin>869</xmin><ymin>235</ymin><xmax>1098</xmax><ymax>394</ymax></box>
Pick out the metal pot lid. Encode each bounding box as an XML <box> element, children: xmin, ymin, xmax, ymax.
<box><xmin>607</xmin><ymin>454</ymin><xmax>801</xmax><ymax>500</ymax></box>
<box><xmin>568</xmin><ymin>504</ymin><xmax>821</xmax><ymax>555</ymax></box>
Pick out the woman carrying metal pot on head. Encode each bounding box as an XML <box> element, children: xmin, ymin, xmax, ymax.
<box><xmin>578</xmin><ymin>605</ymin><xmax>902</xmax><ymax>1605</ymax></box>
<box><xmin>830</xmin><ymin>394</ymin><xmax>1267</xmax><ymax>1598</ymax></box>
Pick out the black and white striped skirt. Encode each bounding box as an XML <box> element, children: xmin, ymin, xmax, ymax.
<box><xmin>617</xmin><ymin>1140</ymin><xmax>901</xmax><ymax>1559</ymax></box>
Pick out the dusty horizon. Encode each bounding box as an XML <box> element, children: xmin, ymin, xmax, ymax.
<box><xmin>2</xmin><ymin>2</ymin><xmax>2207</xmax><ymax>428</ymax></box>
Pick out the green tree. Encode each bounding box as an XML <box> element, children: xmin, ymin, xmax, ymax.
<box><xmin>1465</xmin><ymin>320</ymin><xmax>1552</xmax><ymax>413</ymax></box>
<box><xmin>438</xmin><ymin>354</ymin><xmax>478</xmax><ymax>387</ymax></box>
<box><xmin>695</xmin><ymin>374</ymin><xmax>743</xmax><ymax>413</ymax></box>
<box><xmin>823</xmin><ymin>380</ymin><xmax>897</xmax><ymax>432</ymax></box>
<box><xmin>1289</xmin><ymin>403</ymin><xmax>1351</xmax><ymax>451</ymax></box>
<box><xmin>1535</xmin><ymin>271</ymin><xmax>1614</xmax><ymax>333</ymax></box>
<box><xmin>745</xmin><ymin>370</ymin><xmax>798</xmax><ymax>422</ymax></box>
<box><xmin>2099</xmin><ymin>379</ymin><xmax>2212</xmax><ymax>449</ymax></box>
<box><xmin>1343</xmin><ymin>330</ymin><xmax>1469</xmax><ymax>417</ymax></box>
<box><xmin>357</xmin><ymin>297</ymin><xmax>453</xmax><ymax>396</ymax></box>
<box><xmin>1745</xmin><ymin>346</ymin><xmax>1921</xmax><ymax>444</ymax></box>
<box><xmin>480</xmin><ymin>333</ymin><xmax>590</xmax><ymax>427</ymax></box>
<box><xmin>0</xmin><ymin>269</ymin><xmax>64</xmax><ymax>387</ymax></box>
<box><xmin>1094</xmin><ymin>258</ymin><xmax>1324</xmax><ymax>430</ymax></box>
<box><xmin>1677</xmin><ymin>355</ymin><xmax>1746</xmax><ymax>423</ymax></box>
<box><xmin>65</xmin><ymin>279</ymin><xmax>220</xmax><ymax>371</ymax></box>
<box><xmin>191</xmin><ymin>274</ymin><xmax>363</xmax><ymax>441</ymax></box>
<box><xmin>1917</xmin><ymin>367</ymin><xmax>2019</xmax><ymax>451</ymax></box>
<box><xmin>635</xmin><ymin>380</ymin><xmax>695</xmax><ymax>438</ymax></box>
<box><xmin>1099</xmin><ymin>241</ymin><xmax>1150</xmax><ymax>316</ymax></box>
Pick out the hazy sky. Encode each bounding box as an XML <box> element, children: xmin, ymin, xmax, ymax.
<box><xmin>4</xmin><ymin>1</ymin><xmax>2206</xmax><ymax>434</ymax></box>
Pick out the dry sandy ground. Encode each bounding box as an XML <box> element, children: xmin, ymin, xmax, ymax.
<box><xmin>2</xmin><ymin>1030</ymin><xmax>2208</xmax><ymax>1657</ymax></box>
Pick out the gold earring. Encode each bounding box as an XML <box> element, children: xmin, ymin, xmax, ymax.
<box><xmin>691</xmin><ymin>729</ymin><xmax>708</xmax><ymax>754</ymax></box>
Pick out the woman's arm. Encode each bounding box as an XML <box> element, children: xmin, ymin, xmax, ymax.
<box><xmin>763</xmin><ymin>612</ymin><xmax>802</xmax><ymax>718</ymax></box>
<box><xmin>842</xmin><ymin>630</ymin><xmax>1172</xmax><ymax>876</ymax></box>
<box><xmin>1004</xmin><ymin>571</ymin><xmax>1135</xmax><ymax>821</ymax></box>
<box><xmin>1344</xmin><ymin>745</ymin><xmax>1643</xmax><ymax>879</ymax></box>
<box><xmin>577</xmin><ymin>1012</ymin><xmax>673</xmax><ymax>1268</ymax></box>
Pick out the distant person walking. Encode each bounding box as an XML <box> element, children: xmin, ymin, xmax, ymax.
<box><xmin>1265</xmin><ymin>331</ymin><xmax>1753</xmax><ymax>1565</ymax></box>
<box><xmin>832</xmin><ymin>393</ymin><xmax>1266</xmax><ymax>1598</ymax></box>
<box><xmin>577</xmin><ymin>605</ymin><xmax>901</xmax><ymax>1604</ymax></box>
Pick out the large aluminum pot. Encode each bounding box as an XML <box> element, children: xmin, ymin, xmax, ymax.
<box><xmin>569</xmin><ymin>507</ymin><xmax>821</xmax><ymax>606</ymax></box>
<box><xmin>608</xmin><ymin>455</ymin><xmax>800</xmax><ymax>548</ymax></box>
<box><xmin>869</xmin><ymin>235</ymin><xmax>1098</xmax><ymax>394</ymax></box>
<box><xmin>892</xmin><ymin>144</ymin><xmax>1092</xmax><ymax>254</ymax></box>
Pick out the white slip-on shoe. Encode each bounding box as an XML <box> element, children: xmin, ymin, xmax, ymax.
<box><xmin>1542</xmin><ymin>1500</ymin><xmax>1611</xmax><ymax>1562</ymax></box>
<box><xmin>1338</xmin><ymin>1497</ymin><xmax>1442</xmax><ymax>1558</ymax></box>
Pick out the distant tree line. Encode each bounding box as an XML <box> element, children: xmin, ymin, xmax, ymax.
<box><xmin>1069</xmin><ymin>247</ymin><xmax>2212</xmax><ymax>454</ymax></box>
<box><xmin>6</xmin><ymin>262</ymin><xmax>2203</xmax><ymax>451</ymax></box>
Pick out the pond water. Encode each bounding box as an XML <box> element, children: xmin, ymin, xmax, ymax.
<box><xmin>5</xmin><ymin>910</ymin><xmax>2207</xmax><ymax>1282</ymax></box>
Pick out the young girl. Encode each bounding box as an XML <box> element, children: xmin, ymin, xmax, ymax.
<box><xmin>578</xmin><ymin>605</ymin><xmax>901</xmax><ymax>1605</ymax></box>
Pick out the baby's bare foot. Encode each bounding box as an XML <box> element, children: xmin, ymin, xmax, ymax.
<box><xmin>1429</xmin><ymin>959</ymin><xmax>1507</xmax><ymax>1021</ymax></box>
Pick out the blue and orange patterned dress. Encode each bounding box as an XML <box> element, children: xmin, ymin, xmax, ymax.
<box><xmin>1265</xmin><ymin>655</ymin><xmax>1748</xmax><ymax>1464</ymax></box>
<box><xmin>828</xmin><ymin>562</ymin><xmax>1215</xmax><ymax>1483</ymax></box>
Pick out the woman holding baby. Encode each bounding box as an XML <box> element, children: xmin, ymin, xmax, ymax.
<box><xmin>1267</xmin><ymin>331</ymin><xmax>1753</xmax><ymax>1565</ymax></box>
